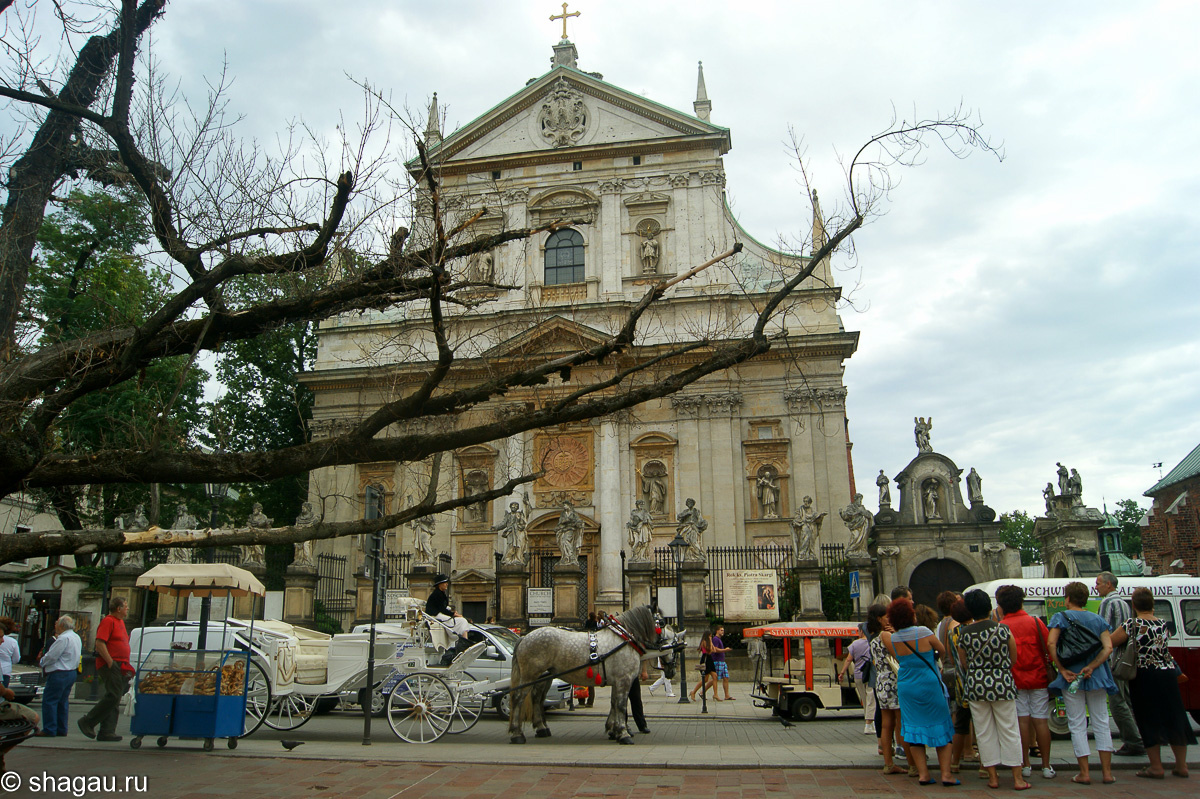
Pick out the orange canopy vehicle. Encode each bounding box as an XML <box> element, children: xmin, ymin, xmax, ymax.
<box><xmin>743</xmin><ymin>621</ymin><xmax>863</xmax><ymax>721</ymax></box>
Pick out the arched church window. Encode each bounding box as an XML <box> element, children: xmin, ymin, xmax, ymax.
<box><xmin>544</xmin><ymin>229</ymin><xmax>584</xmax><ymax>285</ymax></box>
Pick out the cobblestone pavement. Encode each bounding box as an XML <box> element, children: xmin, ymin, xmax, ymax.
<box><xmin>3</xmin><ymin>748</ymin><xmax>1195</xmax><ymax>799</ymax></box>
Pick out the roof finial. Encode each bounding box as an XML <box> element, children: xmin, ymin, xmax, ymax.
<box><xmin>693</xmin><ymin>61</ymin><xmax>711</xmax><ymax>121</ymax></box>
<box><xmin>811</xmin><ymin>189</ymin><xmax>828</xmax><ymax>254</ymax></box>
<box><xmin>550</xmin><ymin>2</ymin><xmax>580</xmax><ymax>40</ymax></box>
<box><xmin>424</xmin><ymin>92</ymin><xmax>441</xmax><ymax>146</ymax></box>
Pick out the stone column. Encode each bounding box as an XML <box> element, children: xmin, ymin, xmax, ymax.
<box><xmin>596</xmin><ymin>419</ymin><xmax>623</xmax><ymax>610</ymax></box>
<box><xmin>625</xmin><ymin>560</ymin><xmax>655</xmax><ymax>610</ymax></box>
<box><xmin>680</xmin><ymin>561</ymin><xmax>709</xmax><ymax>639</ymax></box>
<box><xmin>794</xmin><ymin>560</ymin><xmax>824</xmax><ymax>621</ymax></box>
<box><xmin>496</xmin><ymin>563</ymin><xmax>529</xmax><ymax>628</ymax></box>
<box><xmin>552</xmin><ymin>562</ymin><xmax>583</xmax><ymax>626</ymax></box>
<box><xmin>233</xmin><ymin>562</ymin><xmax>266</xmax><ymax>620</ymax></box>
<box><xmin>876</xmin><ymin>546</ymin><xmax>901</xmax><ymax>601</ymax></box>
<box><xmin>284</xmin><ymin>565</ymin><xmax>319</xmax><ymax>626</ymax></box>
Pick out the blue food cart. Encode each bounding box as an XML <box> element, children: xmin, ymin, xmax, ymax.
<box><xmin>129</xmin><ymin>564</ymin><xmax>265</xmax><ymax>751</ymax></box>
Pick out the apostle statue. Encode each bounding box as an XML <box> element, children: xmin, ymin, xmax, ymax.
<box><xmin>876</xmin><ymin>469</ymin><xmax>891</xmax><ymax>508</ymax></box>
<box><xmin>626</xmin><ymin>500</ymin><xmax>655</xmax><ymax>562</ymax></box>
<box><xmin>1056</xmin><ymin>462</ymin><xmax>1070</xmax><ymax>496</ymax></box>
<box><xmin>465</xmin><ymin>470</ymin><xmax>489</xmax><ymax>524</ymax></box>
<box><xmin>675</xmin><ymin>498</ymin><xmax>708</xmax><ymax>562</ymax></box>
<box><xmin>640</xmin><ymin>463</ymin><xmax>668</xmax><ymax>515</ymax></box>
<box><xmin>756</xmin><ymin>468</ymin><xmax>780</xmax><ymax>519</ymax></box>
<box><xmin>790</xmin><ymin>495</ymin><xmax>827</xmax><ymax>561</ymax></box>
<box><xmin>1067</xmin><ymin>468</ymin><xmax>1083</xmax><ymax>503</ymax></box>
<box><xmin>493</xmin><ymin>502</ymin><xmax>528</xmax><ymax>566</ymax></box>
<box><xmin>124</xmin><ymin>504</ymin><xmax>149</xmax><ymax>532</ymax></box>
<box><xmin>241</xmin><ymin>502</ymin><xmax>270</xmax><ymax>568</ymax></box>
<box><xmin>292</xmin><ymin>502</ymin><xmax>319</xmax><ymax>569</ymax></box>
<box><xmin>839</xmin><ymin>493</ymin><xmax>874</xmax><ymax>558</ymax></box>
<box><xmin>410</xmin><ymin>514</ymin><xmax>436</xmax><ymax>566</ymax></box>
<box><xmin>640</xmin><ymin>234</ymin><xmax>660</xmax><ymax>274</ymax></box>
<box><xmin>914</xmin><ymin>417</ymin><xmax>933</xmax><ymax>453</ymax></box>
<box><xmin>1043</xmin><ymin>482</ymin><xmax>1056</xmax><ymax>516</ymax></box>
<box><xmin>166</xmin><ymin>501</ymin><xmax>200</xmax><ymax>564</ymax></box>
<box><xmin>555</xmin><ymin>501</ymin><xmax>584</xmax><ymax>567</ymax></box>
<box><xmin>966</xmin><ymin>467</ymin><xmax>984</xmax><ymax>505</ymax></box>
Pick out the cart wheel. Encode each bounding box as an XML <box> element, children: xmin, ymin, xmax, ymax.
<box><xmin>447</xmin><ymin>672</ymin><xmax>484</xmax><ymax>735</ymax></box>
<box><xmin>789</xmin><ymin>695</ymin><xmax>818</xmax><ymax>722</ymax></box>
<box><xmin>386</xmin><ymin>673</ymin><xmax>453</xmax><ymax>744</ymax></box>
<box><xmin>156</xmin><ymin>736</ymin><xmax>168</xmax><ymax>748</ymax></box>
<box><xmin>263</xmin><ymin>690</ymin><xmax>317</xmax><ymax>732</ymax></box>
<box><xmin>227</xmin><ymin>738</ymin><xmax>237</xmax><ymax>750</ymax></box>
<box><xmin>241</xmin><ymin>658</ymin><xmax>273</xmax><ymax>738</ymax></box>
<box><xmin>130</xmin><ymin>737</ymin><xmax>142</xmax><ymax>750</ymax></box>
<box><xmin>203</xmin><ymin>738</ymin><xmax>214</xmax><ymax>752</ymax></box>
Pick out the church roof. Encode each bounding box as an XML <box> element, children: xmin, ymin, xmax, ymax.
<box><xmin>406</xmin><ymin>64</ymin><xmax>731</xmax><ymax>175</ymax></box>
<box><xmin>1145</xmin><ymin>441</ymin><xmax>1200</xmax><ymax>496</ymax></box>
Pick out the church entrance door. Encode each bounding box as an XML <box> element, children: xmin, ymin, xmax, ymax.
<box><xmin>909</xmin><ymin>559</ymin><xmax>975</xmax><ymax>609</ymax></box>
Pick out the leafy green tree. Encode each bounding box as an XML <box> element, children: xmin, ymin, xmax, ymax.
<box><xmin>999</xmin><ymin>510</ymin><xmax>1040</xmax><ymax>566</ymax></box>
<box><xmin>1112</xmin><ymin>498</ymin><xmax>1145</xmax><ymax>559</ymax></box>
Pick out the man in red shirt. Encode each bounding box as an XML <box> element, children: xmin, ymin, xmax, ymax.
<box><xmin>78</xmin><ymin>597</ymin><xmax>133</xmax><ymax>742</ymax></box>
<box><xmin>997</xmin><ymin>585</ymin><xmax>1056</xmax><ymax>780</ymax></box>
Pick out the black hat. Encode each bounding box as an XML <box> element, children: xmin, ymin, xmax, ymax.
<box><xmin>434</xmin><ymin>573</ymin><xmax>449</xmax><ymax>585</ymax></box>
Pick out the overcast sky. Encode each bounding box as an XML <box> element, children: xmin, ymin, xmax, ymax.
<box><xmin>96</xmin><ymin>2</ymin><xmax>1200</xmax><ymax>515</ymax></box>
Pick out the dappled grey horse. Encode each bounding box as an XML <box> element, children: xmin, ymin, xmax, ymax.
<box><xmin>507</xmin><ymin>605</ymin><xmax>675</xmax><ymax>745</ymax></box>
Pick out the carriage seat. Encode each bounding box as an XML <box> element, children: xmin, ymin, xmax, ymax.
<box><xmin>257</xmin><ymin>620</ymin><xmax>332</xmax><ymax>685</ymax></box>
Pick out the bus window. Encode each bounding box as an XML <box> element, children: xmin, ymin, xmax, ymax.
<box><xmin>1023</xmin><ymin>600</ymin><xmax>1045</xmax><ymax>620</ymax></box>
<box><xmin>1182</xmin><ymin>600</ymin><xmax>1200</xmax><ymax>636</ymax></box>
<box><xmin>1153</xmin><ymin>600</ymin><xmax>1177</xmax><ymax>636</ymax></box>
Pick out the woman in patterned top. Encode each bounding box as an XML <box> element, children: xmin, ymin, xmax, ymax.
<box><xmin>868</xmin><ymin>603</ymin><xmax>907</xmax><ymax>774</ymax></box>
<box><xmin>958</xmin><ymin>590</ymin><xmax>1030</xmax><ymax>791</ymax></box>
<box><xmin>1110</xmin><ymin>586</ymin><xmax>1194</xmax><ymax>779</ymax></box>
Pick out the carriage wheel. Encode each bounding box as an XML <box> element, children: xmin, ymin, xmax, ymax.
<box><xmin>240</xmin><ymin>659</ymin><xmax>272</xmax><ymax>737</ymax></box>
<box><xmin>446</xmin><ymin>672</ymin><xmax>484</xmax><ymax>735</ymax></box>
<box><xmin>262</xmin><ymin>690</ymin><xmax>317</xmax><ymax>732</ymax></box>
<box><xmin>386</xmin><ymin>673</ymin><xmax>453</xmax><ymax>744</ymax></box>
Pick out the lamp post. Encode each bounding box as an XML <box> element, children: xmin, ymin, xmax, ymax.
<box><xmin>667</xmin><ymin>530</ymin><xmax>689</xmax><ymax>704</ymax></box>
<box><xmin>199</xmin><ymin>481</ymin><xmax>229</xmax><ymax>650</ymax></box>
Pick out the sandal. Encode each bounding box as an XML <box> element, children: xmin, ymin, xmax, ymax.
<box><xmin>1071</xmin><ymin>776</ymin><xmax>1091</xmax><ymax>785</ymax></box>
<box><xmin>1102</xmin><ymin>777</ymin><xmax>1117</xmax><ymax>785</ymax></box>
<box><xmin>950</xmin><ymin>765</ymin><xmax>960</xmax><ymax>774</ymax></box>
<box><xmin>1172</xmin><ymin>770</ymin><xmax>1190</xmax><ymax>779</ymax></box>
<box><xmin>942</xmin><ymin>779</ymin><xmax>962</xmax><ymax>786</ymax></box>
<box><xmin>1013</xmin><ymin>784</ymin><xmax>1032</xmax><ymax>792</ymax></box>
<box><xmin>918</xmin><ymin>779</ymin><xmax>937</xmax><ymax>785</ymax></box>
<box><xmin>1135</xmin><ymin>770</ymin><xmax>1165</xmax><ymax>780</ymax></box>
<box><xmin>882</xmin><ymin>765</ymin><xmax>906</xmax><ymax>775</ymax></box>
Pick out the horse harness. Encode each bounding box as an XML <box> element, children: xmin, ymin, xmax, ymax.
<box><xmin>581</xmin><ymin>613</ymin><xmax>649</xmax><ymax>686</ymax></box>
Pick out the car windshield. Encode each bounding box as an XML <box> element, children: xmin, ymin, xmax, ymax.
<box><xmin>482</xmin><ymin>626</ymin><xmax>522</xmax><ymax>654</ymax></box>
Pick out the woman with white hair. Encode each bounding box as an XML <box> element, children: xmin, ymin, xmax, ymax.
<box><xmin>37</xmin><ymin>615</ymin><xmax>82</xmax><ymax>736</ymax></box>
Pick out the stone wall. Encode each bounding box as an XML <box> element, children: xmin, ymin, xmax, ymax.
<box><xmin>1142</xmin><ymin>474</ymin><xmax>1199</xmax><ymax>576</ymax></box>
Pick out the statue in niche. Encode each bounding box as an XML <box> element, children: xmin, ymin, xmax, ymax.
<box><xmin>1067</xmin><ymin>468</ymin><xmax>1083</xmax><ymax>502</ymax></box>
<box><xmin>676</xmin><ymin>498</ymin><xmax>708</xmax><ymax>562</ymax></box>
<box><xmin>877</xmin><ymin>470</ymin><xmax>892</xmax><ymax>508</ymax></box>
<box><xmin>1056</xmin><ymin>462</ymin><xmax>1070</xmax><ymax>495</ymax></box>
<box><xmin>1043</xmin><ymin>482</ymin><xmax>1056</xmax><ymax>516</ymax></box>
<box><xmin>914</xmin><ymin>417</ymin><xmax>933</xmax><ymax>453</ymax></box>
<box><xmin>469</xmin><ymin>250</ymin><xmax>495</xmax><ymax>283</ymax></box>
<box><xmin>242</xmin><ymin>502</ymin><xmax>271</xmax><ymax>568</ymax></box>
<box><xmin>465</xmin><ymin>470</ymin><xmax>489</xmax><ymax>524</ymax></box>
<box><xmin>554</xmin><ymin>500</ymin><xmax>584</xmax><ymax>567</ymax></box>
<box><xmin>291</xmin><ymin>502</ymin><xmax>319</xmax><ymax>569</ymax></box>
<box><xmin>410</xmin><ymin>514</ymin><xmax>436</xmax><ymax>566</ymax></box>
<box><xmin>626</xmin><ymin>500</ymin><xmax>655</xmax><ymax>562</ymax></box>
<box><xmin>640</xmin><ymin>234</ymin><xmax>660</xmax><ymax>274</ymax></box>
<box><xmin>966</xmin><ymin>468</ymin><xmax>984</xmax><ymax>505</ymax></box>
<box><xmin>839</xmin><ymin>493</ymin><xmax>874</xmax><ymax>558</ymax></box>
<box><xmin>790</xmin><ymin>495</ymin><xmax>827</xmax><ymax>562</ymax></box>
<box><xmin>493</xmin><ymin>502</ymin><xmax>528</xmax><ymax>566</ymax></box>
<box><xmin>923</xmin><ymin>482</ymin><xmax>941</xmax><ymax>521</ymax></box>
<box><xmin>640</xmin><ymin>461</ymin><xmax>668</xmax><ymax>515</ymax></box>
<box><xmin>756</xmin><ymin>466</ymin><xmax>780</xmax><ymax>519</ymax></box>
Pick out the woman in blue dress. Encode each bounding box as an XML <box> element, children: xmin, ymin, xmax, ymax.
<box><xmin>1047</xmin><ymin>581</ymin><xmax>1117</xmax><ymax>785</ymax></box>
<box><xmin>884</xmin><ymin>597</ymin><xmax>956</xmax><ymax>785</ymax></box>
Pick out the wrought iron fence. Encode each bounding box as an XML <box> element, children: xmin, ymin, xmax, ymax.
<box><xmin>651</xmin><ymin>543</ymin><xmax>796</xmax><ymax>619</ymax></box>
<box><xmin>529</xmin><ymin>547</ymin><xmax>588</xmax><ymax>622</ymax></box>
<box><xmin>315</xmin><ymin>553</ymin><xmax>352</xmax><ymax>633</ymax></box>
<box><xmin>383</xmin><ymin>551</ymin><xmax>411</xmax><ymax>593</ymax></box>
<box><xmin>819</xmin><ymin>542</ymin><xmax>853</xmax><ymax>621</ymax></box>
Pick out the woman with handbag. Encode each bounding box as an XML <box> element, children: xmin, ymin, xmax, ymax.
<box><xmin>689</xmin><ymin>631</ymin><xmax>717</xmax><ymax>701</ymax></box>
<box><xmin>1046</xmin><ymin>581</ymin><xmax>1117</xmax><ymax>785</ymax></box>
<box><xmin>1109</xmin><ymin>586</ymin><xmax>1194</xmax><ymax>779</ymax></box>
<box><xmin>885</xmin><ymin>598</ymin><xmax>956</xmax><ymax>785</ymax></box>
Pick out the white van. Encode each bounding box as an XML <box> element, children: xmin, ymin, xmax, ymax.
<box><xmin>965</xmin><ymin>576</ymin><xmax>1200</xmax><ymax>726</ymax></box>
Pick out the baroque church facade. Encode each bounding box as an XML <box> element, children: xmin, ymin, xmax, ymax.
<box><xmin>302</xmin><ymin>38</ymin><xmax>860</xmax><ymax>621</ymax></box>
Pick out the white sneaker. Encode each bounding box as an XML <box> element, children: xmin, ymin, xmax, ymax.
<box><xmin>665</xmin><ymin>690</ymin><xmax>676</xmax><ymax>697</ymax></box>
<box><xmin>864</xmin><ymin>723</ymin><xmax>874</xmax><ymax>734</ymax></box>
<box><xmin>1021</xmin><ymin>766</ymin><xmax>1032</xmax><ymax>778</ymax></box>
<box><xmin>1042</xmin><ymin>767</ymin><xmax>1056</xmax><ymax>780</ymax></box>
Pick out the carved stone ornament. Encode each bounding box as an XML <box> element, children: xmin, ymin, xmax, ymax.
<box><xmin>669</xmin><ymin>172</ymin><xmax>691</xmax><ymax>188</ymax></box>
<box><xmin>537</xmin><ymin>489</ymin><xmax>591</xmax><ymax>509</ymax></box>
<box><xmin>538</xmin><ymin>77</ymin><xmax>589</xmax><ymax>148</ymax></box>
<box><xmin>671</xmin><ymin>392</ymin><xmax>743</xmax><ymax>417</ymax></box>
<box><xmin>699</xmin><ymin>171</ymin><xmax>725</xmax><ymax>186</ymax></box>
<box><xmin>597</xmin><ymin>178</ymin><xmax>626</xmax><ymax>194</ymax></box>
<box><xmin>784</xmin><ymin>387</ymin><xmax>848</xmax><ymax>412</ymax></box>
<box><xmin>877</xmin><ymin>545</ymin><xmax>901</xmax><ymax>558</ymax></box>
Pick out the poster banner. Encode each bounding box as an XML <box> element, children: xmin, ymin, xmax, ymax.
<box><xmin>527</xmin><ymin>587</ymin><xmax>553</xmax><ymax>616</ymax></box>
<box><xmin>723</xmin><ymin>569</ymin><xmax>780</xmax><ymax>622</ymax></box>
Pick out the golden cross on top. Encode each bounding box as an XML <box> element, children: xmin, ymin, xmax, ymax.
<box><xmin>550</xmin><ymin>2</ymin><xmax>580</xmax><ymax>40</ymax></box>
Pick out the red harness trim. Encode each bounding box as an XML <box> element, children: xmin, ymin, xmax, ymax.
<box><xmin>599</xmin><ymin>613</ymin><xmax>646</xmax><ymax>656</ymax></box>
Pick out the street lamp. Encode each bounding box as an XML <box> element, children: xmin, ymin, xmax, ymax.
<box><xmin>199</xmin><ymin>481</ymin><xmax>229</xmax><ymax>649</ymax></box>
<box><xmin>667</xmin><ymin>530</ymin><xmax>689</xmax><ymax>704</ymax></box>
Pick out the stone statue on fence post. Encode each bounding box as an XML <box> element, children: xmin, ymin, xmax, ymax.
<box><xmin>555</xmin><ymin>501</ymin><xmax>584</xmax><ymax>567</ymax></box>
<box><xmin>675</xmin><ymin>498</ymin><xmax>708</xmax><ymax>562</ymax></box>
<box><xmin>839</xmin><ymin>493</ymin><xmax>874</xmax><ymax>558</ymax></box>
<box><xmin>790</xmin><ymin>495</ymin><xmax>827</xmax><ymax>562</ymax></box>
<box><xmin>291</xmin><ymin>502</ymin><xmax>319</xmax><ymax>569</ymax></box>
<box><xmin>493</xmin><ymin>502</ymin><xmax>528</xmax><ymax>566</ymax></box>
<box><xmin>626</xmin><ymin>500</ymin><xmax>655</xmax><ymax>562</ymax></box>
<box><xmin>241</xmin><ymin>502</ymin><xmax>270</xmax><ymax>568</ymax></box>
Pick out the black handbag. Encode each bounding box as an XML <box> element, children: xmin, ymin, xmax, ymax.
<box><xmin>1056</xmin><ymin>613</ymin><xmax>1103</xmax><ymax>668</ymax></box>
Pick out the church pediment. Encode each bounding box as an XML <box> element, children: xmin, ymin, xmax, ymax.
<box><xmin>418</xmin><ymin>68</ymin><xmax>729</xmax><ymax>168</ymax></box>
<box><xmin>479</xmin><ymin>316</ymin><xmax>610</xmax><ymax>362</ymax></box>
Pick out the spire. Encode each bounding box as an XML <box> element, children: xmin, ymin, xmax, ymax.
<box><xmin>811</xmin><ymin>189</ymin><xmax>828</xmax><ymax>254</ymax></box>
<box><xmin>693</xmin><ymin>61</ymin><xmax>711</xmax><ymax>121</ymax></box>
<box><xmin>424</xmin><ymin>92</ymin><xmax>441</xmax><ymax>147</ymax></box>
